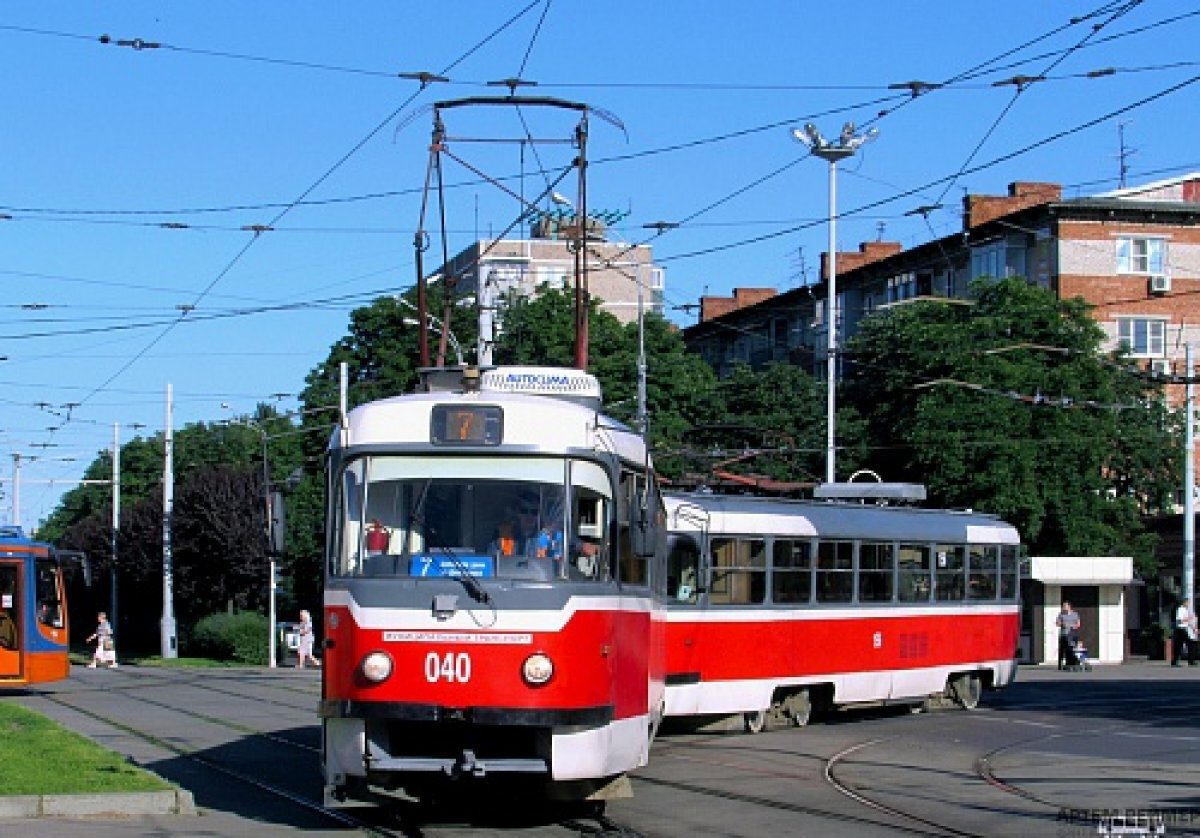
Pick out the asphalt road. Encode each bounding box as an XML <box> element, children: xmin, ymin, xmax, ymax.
<box><xmin>3</xmin><ymin>661</ymin><xmax>1199</xmax><ymax>837</ymax></box>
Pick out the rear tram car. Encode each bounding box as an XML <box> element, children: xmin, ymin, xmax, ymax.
<box><xmin>0</xmin><ymin>526</ymin><xmax>76</xmax><ymax>687</ymax></box>
<box><xmin>663</xmin><ymin>491</ymin><xmax>1021</xmax><ymax>731</ymax></box>
<box><xmin>321</xmin><ymin>367</ymin><xmax>666</xmax><ymax>806</ymax></box>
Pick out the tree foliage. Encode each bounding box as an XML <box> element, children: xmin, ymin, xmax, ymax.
<box><xmin>843</xmin><ymin>277</ymin><xmax>1178</xmax><ymax>572</ymax></box>
<box><xmin>492</xmin><ymin>282</ymin><xmax>718</xmax><ymax>480</ymax></box>
<box><xmin>42</xmin><ymin>275</ymin><xmax>1185</xmax><ymax>648</ymax></box>
<box><xmin>698</xmin><ymin>362</ymin><xmax>867</xmax><ymax>487</ymax></box>
<box><xmin>43</xmin><ymin>410</ymin><xmax>309</xmax><ymax>651</ymax></box>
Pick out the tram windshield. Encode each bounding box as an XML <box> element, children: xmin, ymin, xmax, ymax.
<box><xmin>332</xmin><ymin>455</ymin><xmax>612</xmax><ymax>583</ymax></box>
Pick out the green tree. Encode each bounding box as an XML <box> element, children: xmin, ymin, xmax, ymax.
<box><xmin>699</xmin><ymin>362</ymin><xmax>866</xmax><ymax>487</ymax></box>
<box><xmin>844</xmin><ymin>277</ymin><xmax>1177</xmax><ymax>573</ymax></box>
<box><xmin>492</xmin><ymin>282</ymin><xmax>718</xmax><ymax>480</ymax></box>
<box><xmin>43</xmin><ymin>409</ymin><xmax>308</xmax><ymax>650</ymax></box>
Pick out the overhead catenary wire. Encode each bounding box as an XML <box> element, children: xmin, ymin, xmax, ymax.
<box><xmin>5</xmin><ymin>2</ymin><xmax>1198</xmax><ymax>523</ymax></box>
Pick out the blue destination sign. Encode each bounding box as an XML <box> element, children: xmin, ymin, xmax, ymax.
<box><xmin>409</xmin><ymin>554</ymin><xmax>495</xmax><ymax>578</ymax></box>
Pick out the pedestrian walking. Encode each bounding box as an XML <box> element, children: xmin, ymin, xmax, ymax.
<box><xmin>1171</xmin><ymin>599</ymin><xmax>1198</xmax><ymax>667</ymax></box>
<box><xmin>86</xmin><ymin>612</ymin><xmax>117</xmax><ymax>669</ymax></box>
<box><xmin>296</xmin><ymin>609</ymin><xmax>321</xmax><ymax>669</ymax></box>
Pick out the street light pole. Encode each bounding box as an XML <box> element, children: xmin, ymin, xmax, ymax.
<box><xmin>791</xmin><ymin>123</ymin><xmax>878</xmax><ymax>485</ymax></box>
<box><xmin>111</xmin><ymin>423</ymin><xmax>120</xmax><ymax>637</ymax></box>
<box><xmin>1185</xmin><ymin>344</ymin><xmax>1195</xmax><ymax>610</ymax></box>
<box><xmin>161</xmin><ymin>383</ymin><xmax>178</xmax><ymax>659</ymax></box>
<box><xmin>223</xmin><ymin>410</ymin><xmax>278</xmax><ymax>667</ymax></box>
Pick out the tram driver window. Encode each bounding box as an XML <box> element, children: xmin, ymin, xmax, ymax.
<box><xmin>35</xmin><ymin>560</ymin><xmax>63</xmax><ymax>628</ymax></box>
<box><xmin>934</xmin><ymin>544</ymin><xmax>966</xmax><ymax>601</ymax></box>
<box><xmin>666</xmin><ymin>536</ymin><xmax>700</xmax><ymax>604</ymax></box>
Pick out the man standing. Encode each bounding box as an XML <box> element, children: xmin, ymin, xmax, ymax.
<box><xmin>1055</xmin><ymin>601</ymin><xmax>1081</xmax><ymax>670</ymax></box>
<box><xmin>1171</xmin><ymin>599</ymin><xmax>1198</xmax><ymax>667</ymax></box>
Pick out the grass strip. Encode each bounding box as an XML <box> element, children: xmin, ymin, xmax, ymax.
<box><xmin>0</xmin><ymin>702</ymin><xmax>171</xmax><ymax>795</ymax></box>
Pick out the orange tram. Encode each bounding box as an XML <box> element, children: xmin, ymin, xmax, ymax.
<box><xmin>0</xmin><ymin>526</ymin><xmax>79</xmax><ymax>687</ymax></box>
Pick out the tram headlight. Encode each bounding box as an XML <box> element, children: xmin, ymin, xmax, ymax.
<box><xmin>360</xmin><ymin>651</ymin><xmax>393</xmax><ymax>683</ymax></box>
<box><xmin>522</xmin><ymin>652</ymin><xmax>554</xmax><ymax>686</ymax></box>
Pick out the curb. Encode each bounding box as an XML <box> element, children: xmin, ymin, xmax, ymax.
<box><xmin>0</xmin><ymin>789</ymin><xmax>196</xmax><ymax>819</ymax></box>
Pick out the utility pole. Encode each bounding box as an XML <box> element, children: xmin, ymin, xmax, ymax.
<box><xmin>111</xmin><ymin>424</ymin><xmax>120</xmax><ymax>634</ymax></box>
<box><xmin>161</xmin><ymin>383</ymin><xmax>177</xmax><ymax>658</ymax></box>
<box><xmin>636</xmin><ymin>260</ymin><xmax>648</xmax><ymax>437</ymax></box>
<box><xmin>10</xmin><ymin>453</ymin><xmax>21</xmax><ymax>528</ymax></box>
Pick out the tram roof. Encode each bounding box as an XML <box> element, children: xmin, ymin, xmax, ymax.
<box><xmin>0</xmin><ymin>527</ymin><xmax>52</xmax><ymax>557</ymax></box>
<box><xmin>338</xmin><ymin>389</ymin><xmax>648</xmax><ymax>465</ymax></box>
<box><xmin>664</xmin><ymin>492</ymin><xmax>1020</xmax><ymax>545</ymax></box>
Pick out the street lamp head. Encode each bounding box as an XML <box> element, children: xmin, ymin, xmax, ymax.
<box><xmin>845</xmin><ymin>127</ymin><xmax>880</xmax><ymax>152</ymax></box>
<box><xmin>550</xmin><ymin>191</ymin><xmax>573</xmax><ymax>208</ymax></box>
<box><xmin>790</xmin><ymin>124</ymin><xmax>825</xmax><ymax>150</ymax></box>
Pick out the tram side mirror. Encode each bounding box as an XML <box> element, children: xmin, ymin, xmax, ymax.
<box><xmin>56</xmin><ymin>550</ymin><xmax>92</xmax><ymax>587</ymax></box>
<box><xmin>629</xmin><ymin>483</ymin><xmax>660</xmax><ymax>559</ymax></box>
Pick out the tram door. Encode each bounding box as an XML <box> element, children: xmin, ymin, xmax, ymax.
<box><xmin>0</xmin><ymin>562</ymin><xmax>22</xmax><ymax>679</ymax></box>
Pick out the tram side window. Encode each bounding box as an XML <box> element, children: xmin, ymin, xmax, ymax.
<box><xmin>816</xmin><ymin>540</ymin><xmax>854</xmax><ymax>603</ymax></box>
<box><xmin>0</xmin><ymin>565</ymin><xmax>17</xmax><ymax>649</ymax></box>
<box><xmin>617</xmin><ymin>471</ymin><xmax>648</xmax><ymax>587</ymax></box>
<box><xmin>334</xmin><ymin>460</ymin><xmax>366</xmax><ymax>576</ymax></box>
<box><xmin>967</xmin><ymin>544</ymin><xmax>998</xmax><ymax>600</ymax></box>
<box><xmin>934</xmin><ymin>544</ymin><xmax>966</xmax><ymax>601</ymax></box>
<box><xmin>898</xmin><ymin>543</ymin><xmax>931</xmax><ymax>602</ymax></box>
<box><xmin>772</xmin><ymin>539</ymin><xmax>812</xmax><ymax>604</ymax></box>
<box><xmin>999</xmin><ymin>545</ymin><xmax>1019</xmax><ymax>599</ymax></box>
<box><xmin>858</xmin><ymin>542</ymin><xmax>894</xmax><ymax>603</ymax></box>
<box><xmin>709</xmin><ymin>538</ymin><xmax>765</xmax><ymax>605</ymax></box>
<box><xmin>35</xmin><ymin>559</ymin><xmax>63</xmax><ymax>628</ymax></box>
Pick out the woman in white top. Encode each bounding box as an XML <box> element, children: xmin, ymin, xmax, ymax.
<box><xmin>297</xmin><ymin>609</ymin><xmax>321</xmax><ymax>669</ymax></box>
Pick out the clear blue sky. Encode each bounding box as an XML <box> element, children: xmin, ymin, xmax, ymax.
<box><xmin>3</xmin><ymin>1</ymin><xmax>1198</xmax><ymax>528</ymax></box>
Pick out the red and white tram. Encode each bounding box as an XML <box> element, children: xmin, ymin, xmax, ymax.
<box><xmin>321</xmin><ymin>367</ymin><xmax>666</xmax><ymax>806</ymax></box>
<box><xmin>662</xmin><ymin>491</ymin><xmax>1021</xmax><ymax>731</ymax></box>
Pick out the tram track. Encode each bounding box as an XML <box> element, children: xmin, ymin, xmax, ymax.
<box><xmin>24</xmin><ymin>673</ymin><xmax>642</xmax><ymax>837</ymax></box>
<box><xmin>646</xmin><ymin>719</ymin><xmax>1076</xmax><ymax>837</ymax></box>
<box><xmin>643</xmin><ymin>734</ymin><xmax>983</xmax><ymax>837</ymax></box>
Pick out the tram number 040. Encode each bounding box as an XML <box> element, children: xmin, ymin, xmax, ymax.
<box><xmin>424</xmin><ymin>651</ymin><xmax>471</xmax><ymax>683</ymax></box>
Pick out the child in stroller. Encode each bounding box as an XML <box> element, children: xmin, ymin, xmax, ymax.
<box><xmin>1070</xmin><ymin>637</ymin><xmax>1092</xmax><ymax>671</ymax></box>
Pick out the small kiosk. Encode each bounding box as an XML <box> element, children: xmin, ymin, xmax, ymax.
<box><xmin>1021</xmin><ymin>556</ymin><xmax>1133</xmax><ymax>665</ymax></box>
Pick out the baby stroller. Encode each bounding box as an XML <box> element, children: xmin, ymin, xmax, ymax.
<box><xmin>1070</xmin><ymin>637</ymin><xmax>1092</xmax><ymax>671</ymax></box>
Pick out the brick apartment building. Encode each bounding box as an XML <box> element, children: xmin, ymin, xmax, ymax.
<box><xmin>686</xmin><ymin>174</ymin><xmax>1200</xmax><ymax>390</ymax></box>
<box><xmin>684</xmin><ymin>174</ymin><xmax>1200</xmax><ymax>630</ymax></box>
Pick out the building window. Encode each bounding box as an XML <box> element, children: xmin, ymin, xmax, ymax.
<box><xmin>971</xmin><ymin>241</ymin><xmax>1003</xmax><ymax>280</ymax></box>
<box><xmin>971</xmin><ymin>235</ymin><xmax>1027</xmax><ymax>281</ymax></box>
<box><xmin>1116</xmin><ymin>237</ymin><xmax>1166</xmax><ymax>275</ymax></box>
<box><xmin>887</xmin><ymin>274</ymin><xmax>916</xmax><ymax>303</ymax></box>
<box><xmin>1117</xmin><ymin>318</ymin><xmax>1166</xmax><ymax>357</ymax></box>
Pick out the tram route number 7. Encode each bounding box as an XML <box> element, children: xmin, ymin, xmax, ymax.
<box><xmin>425</xmin><ymin>651</ymin><xmax>471</xmax><ymax>683</ymax></box>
